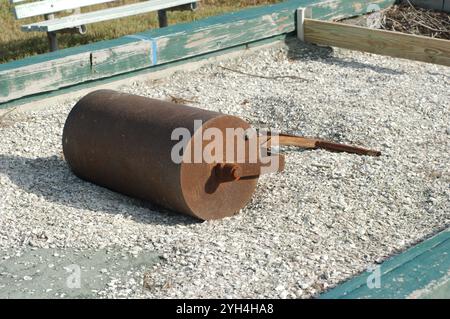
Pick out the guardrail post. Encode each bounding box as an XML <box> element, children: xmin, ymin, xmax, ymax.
<box><xmin>296</xmin><ymin>7</ymin><xmax>312</xmax><ymax>41</ymax></box>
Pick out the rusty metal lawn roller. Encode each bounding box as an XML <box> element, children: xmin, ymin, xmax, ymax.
<box><xmin>62</xmin><ymin>90</ymin><xmax>380</xmax><ymax>220</ymax></box>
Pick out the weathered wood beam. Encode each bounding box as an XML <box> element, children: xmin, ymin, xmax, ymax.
<box><xmin>304</xmin><ymin>18</ymin><xmax>450</xmax><ymax>66</ymax></box>
<box><xmin>320</xmin><ymin>228</ymin><xmax>450</xmax><ymax>299</ymax></box>
<box><xmin>311</xmin><ymin>0</ymin><xmax>394</xmax><ymax>20</ymax></box>
<box><xmin>0</xmin><ymin>40</ymin><xmax>154</xmax><ymax>103</ymax></box>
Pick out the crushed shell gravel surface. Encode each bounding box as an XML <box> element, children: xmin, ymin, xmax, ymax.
<box><xmin>0</xmin><ymin>42</ymin><xmax>449</xmax><ymax>298</ymax></box>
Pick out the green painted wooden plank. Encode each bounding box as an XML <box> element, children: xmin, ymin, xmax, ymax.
<box><xmin>312</xmin><ymin>0</ymin><xmax>394</xmax><ymax>21</ymax></box>
<box><xmin>0</xmin><ymin>37</ymin><xmax>151</xmax><ymax>103</ymax></box>
<box><xmin>0</xmin><ymin>33</ymin><xmax>290</xmax><ymax>110</ymax></box>
<box><xmin>342</xmin><ymin>238</ymin><xmax>449</xmax><ymax>298</ymax></box>
<box><xmin>0</xmin><ymin>39</ymin><xmax>153</xmax><ymax>103</ymax></box>
<box><xmin>0</xmin><ymin>34</ymin><xmax>136</xmax><ymax>71</ymax></box>
<box><xmin>320</xmin><ymin>228</ymin><xmax>450</xmax><ymax>299</ymax></box>
<box><xmin>147</xmin><ymin>2</ymin><xmax>299</xmax><ymax>64</ymax></box>
<box><xmin>0</xmin><ymin>52</ymin><xmax>92</xmax><ymax>103</ymax></box>
<box><xmin>0</xmin><ymin>0</ymin><xmax>396</xmax><ymax>105</ymax></box>
<box><xmin>90</xmin><ymin>40</ymin><xmax>154</xmax><ymax>79</ymax></box>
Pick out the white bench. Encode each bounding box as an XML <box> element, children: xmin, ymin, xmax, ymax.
<box><xmin>10</xmin><ymin>0</ymin><xmax>199</xmax><ymax>52</ymax></box>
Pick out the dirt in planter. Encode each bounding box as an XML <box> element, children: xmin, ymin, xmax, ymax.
<box><xmin>380</xmin><ymin>2</ymin><xmax>450</xmax><ymax>40</ymax></box>
<box><xmin>340</xmin><ymin>2</ymin><xmax>450</xmax><ymax>40</ymax></box>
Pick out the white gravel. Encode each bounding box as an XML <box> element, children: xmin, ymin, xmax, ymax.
<box><xmin>0</xmin><ymin>41</ymin><xmax>449</xmax><ymax>298</ymax></box>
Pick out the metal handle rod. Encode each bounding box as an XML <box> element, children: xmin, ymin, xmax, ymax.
<box><xmin>262</xmin><ymin>133</ymin><xmax>381</xmax><ymax>157</ymax></box>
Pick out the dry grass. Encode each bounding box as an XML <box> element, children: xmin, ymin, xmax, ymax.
<box><xmin>0</xmin><ymin>0</ymin><xmax>280</xmax><ymax>63</ymax></box>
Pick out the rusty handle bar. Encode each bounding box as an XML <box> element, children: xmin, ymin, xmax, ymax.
<box><xmin>263</xmin><ymin>133</ymin><xmax>381</xmax><ymax>157</ymax></box>
<box><xmin>314</xmin><ymin>141</ymin><xmax>381</xmax><ymax>157</ymax></box>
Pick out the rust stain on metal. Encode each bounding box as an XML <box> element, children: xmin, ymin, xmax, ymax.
<box><xmin>63</xmin><ymin>90</ymin><xmax>259</xmax><ymax>220</ymax></box>
<box><xmin>63</xmin><ymin>90</ymin><xmax>381</xmax><ymax>220</ymax></box>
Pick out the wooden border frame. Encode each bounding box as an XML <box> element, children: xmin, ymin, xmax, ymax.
<box><xmin>302</xmin><ymin>19</ymin><xmax>450</xmax><ymax>66</ymax></box>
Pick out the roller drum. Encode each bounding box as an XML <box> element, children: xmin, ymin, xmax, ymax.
<box><xmin>62</xmin><ymin>90</ymin><xmax>258</xmax><ymax>220</ymax></box>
